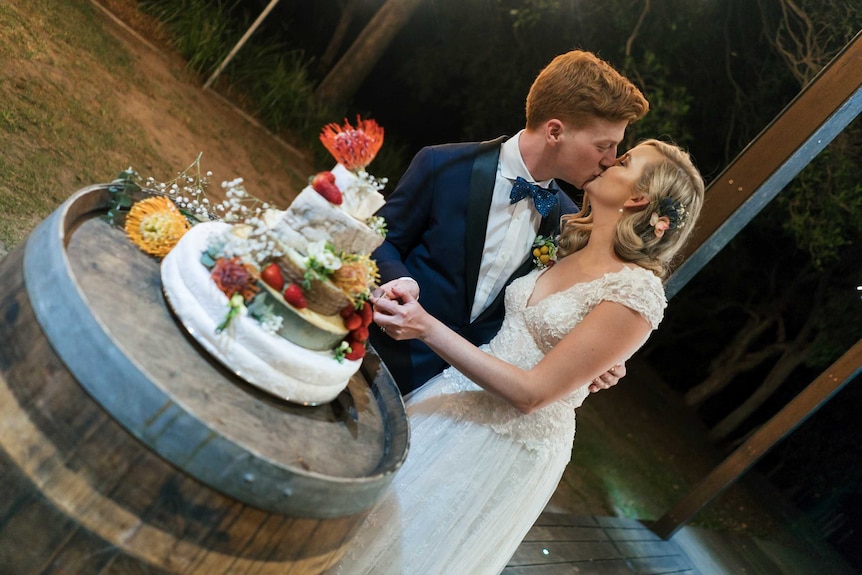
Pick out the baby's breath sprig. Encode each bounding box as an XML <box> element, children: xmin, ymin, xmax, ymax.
<box><xmin>247</xmin><ymin>296</ymin><xmax>284</xmax><ymax>335</ymax></box>
<box><xmin>216</xmin><ymin>178</ymin><xmax>272</xmax><ymax>223</ymax></box>
<box><xmin>104</xmin><ymin>152</ymin><xmax>217</xmax><ymax>226</ymax></box>
<box><xmin>150</xmin><ymin>152</ymin><xmax>215</xmax><ymax>223</ymax></box>
<box><xmin>356</xmin><ymin>170</ymin><xmax>388</xmax><ymax>193</ymax></box>
<box><xmin>197</xmin><ymin>177</ymin><xmax>284</xmax><ymax>268</ymax></box>
<box><xmin>107</xmin><ymin>155</ymin><xmax>283</xmax><ymax>267</ymax></box>
<box><xmin>366</xmin><ymin>215</ymin><xmax>387</xmax><ymax>237</ymax></box>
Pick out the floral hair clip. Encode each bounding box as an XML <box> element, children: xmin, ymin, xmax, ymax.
<box><xmin>649</xmin><ymin>197</ymin><xmax>687</xmax><ymax>238</ymax></box>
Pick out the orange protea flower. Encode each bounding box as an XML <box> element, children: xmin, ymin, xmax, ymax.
<box><xmin>124</xmin><ymin>196</ymin><xmax>190</xmax><ymax>257</ymax></box>
<box><xmin>211</xmin><ymin>257</ymin><xmax>260</xmax><ymax>301</ymax></box>
<box><xmin>319</xmin><ymin>116</ymin><xmax>384</xmax><ymax>172</ymax></box>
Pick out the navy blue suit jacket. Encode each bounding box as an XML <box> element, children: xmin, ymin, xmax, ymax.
<box><xmin>370</xmin><ymin>137</ymin><xmax>578</xmax><ymax>394</ymax></box>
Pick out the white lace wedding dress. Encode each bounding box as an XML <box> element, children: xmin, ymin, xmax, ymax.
<box><xmin>330</xmin><ymin>265</ymin><xmax>665</xmax><ymax>575</ymax></box>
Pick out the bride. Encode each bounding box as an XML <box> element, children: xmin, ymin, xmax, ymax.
<box><xmin>330</xmin><ymin>139</ymin><xmax>705</xmax><ymax>574</ymax></box>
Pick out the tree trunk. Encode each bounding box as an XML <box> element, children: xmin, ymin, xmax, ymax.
<box><xmin>708</xmin><ymin>340</ymin><xmax>811</xmax><ymax>442</ymax></box>
<box><xmin>315</xmin><ymin>0</ymin><xmax>426</xmax><ymax>109</ymax></box>
<box><xmin>708</xmin><ymin>272</ymin><xmax>828</xmax><ymax>441</ymax></box>
<box><xmin>317</xmin><ymin>0</ymin><xmax>360</xmax><ymax>76</ymax></box>
<box><xmin>708</xmin><ymin>310</ymin><xmax>818</xmax><ymax>442</ymax></box>
<box><xmin>684</xmin><ymin>314</ymin><xmax>781</xmax><ymax>407</ymax></box>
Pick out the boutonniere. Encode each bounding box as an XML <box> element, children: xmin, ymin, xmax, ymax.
<box><xmin>531</xmin><ymin>235</ymin><xmax>557</xmax><ymax>269</ymax></box>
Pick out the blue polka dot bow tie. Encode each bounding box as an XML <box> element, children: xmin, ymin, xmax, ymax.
<box><xmin>509</xmin><ymin>176</ymin><xmax>558</xmax><ymax>217</ymax></box>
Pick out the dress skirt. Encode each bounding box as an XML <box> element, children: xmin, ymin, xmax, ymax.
<box><xmin>330</xmin><ymin>364</ymin><xmax>580</xmax><ymax>575</ymax></box>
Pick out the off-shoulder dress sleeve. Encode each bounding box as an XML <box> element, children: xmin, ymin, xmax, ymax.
<box><xmin>599</xmin><ymin>267</ymin><xmax>667</xmax><ymax>330</ymax></box>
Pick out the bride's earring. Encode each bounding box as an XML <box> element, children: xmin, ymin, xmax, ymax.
<box><xmin>618</xmin><ymin>208</ymin><xmax>624</xmax><ymax>213</ymax></box>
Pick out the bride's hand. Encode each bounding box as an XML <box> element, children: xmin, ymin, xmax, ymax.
<box><xmin>371</xmin><ymin>286</ymin><xmax>431</xmax><ymax>341</ymax></box>
<box><xmin>588</xmin><ymin>362</ymin><xmax>626</xmax><ymax>393</ymax></box>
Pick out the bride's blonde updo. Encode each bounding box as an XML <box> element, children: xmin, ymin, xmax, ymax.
<box><xmin>556</xmin><ymin>139</ymin><xmax>705</xmax><ymax>278</ymax></box>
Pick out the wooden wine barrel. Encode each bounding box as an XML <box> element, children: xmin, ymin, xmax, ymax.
<box><xmin>0</xmin><ymin>185</ymin><xmax>409</xmax><ymax>574</ymax></box>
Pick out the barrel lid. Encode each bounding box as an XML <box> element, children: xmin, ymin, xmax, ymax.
<box><xmin>23</xmin><ymin>185</ymin><xmax>409</xmax><ymax>518</ymax></box>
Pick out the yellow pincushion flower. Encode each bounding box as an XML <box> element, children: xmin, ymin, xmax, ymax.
<box><xmin>332</xmin><ymin>254</ymin><xmax>380</xmax><ymax>301</ymax></box>
<box><xmin>124</xmin><ymin>196</ymin><xmax>190</xmax><ymax>257</ymax></box>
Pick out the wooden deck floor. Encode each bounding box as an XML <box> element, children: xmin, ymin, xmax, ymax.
<box><xmin>505</xmin><ymin>514</ymin><xmax>700</xmax><ymax>575</ymax></box>
<box><xmin>504</xmin><ymin>513</ymin><xmax>855</xmax><ymax>574</ymax></box>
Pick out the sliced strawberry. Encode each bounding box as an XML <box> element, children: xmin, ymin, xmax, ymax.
<box><xmin>311</xmin><ymin>171</ymin><xmax>343</xmax><ymax>204</ymax></box>
<box><xmin>260</xmin><ymin>263</ymin><xmax>284</xmax><ymax>291</ymax></box>
<box><xmin>283</xmin><ymin>283</ymin><xmax>307</xmax><ymax>309</ymax></box>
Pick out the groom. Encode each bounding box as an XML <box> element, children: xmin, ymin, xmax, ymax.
<box><xmin>370</xmin><ymin>50</ymin><xmax>650</xmax><ymax>395</ymax></box>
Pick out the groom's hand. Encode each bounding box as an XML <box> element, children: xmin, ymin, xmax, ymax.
<box><xmin>589</xmin><ymin>363</ymin><xmax>625</xmax><ymax>393</ymax></box>
<box><xmin>371</xmin><ymin>286</ymin><xmax>430</xmax><ymax>341</ymax></box>
<box><xmin>375</xmin><ymin>277</ymin><xmax>419</xmax><ymax>304</ymax></box>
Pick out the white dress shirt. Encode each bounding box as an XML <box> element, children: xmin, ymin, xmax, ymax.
<box><xmin>470</xmin><ymin>131</ymin><xmax>555</xmax><ymax>321</ymax></box>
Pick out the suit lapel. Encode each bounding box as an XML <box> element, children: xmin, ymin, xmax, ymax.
<box><xmin>464</xmin><ymin>137</ymin><xmax>505</xmax><ymax>309</ymax></box>
<box><xmin>537</xmin><ymin>196</ymin><xmax>561</xmax><ymax>238</ymax></box>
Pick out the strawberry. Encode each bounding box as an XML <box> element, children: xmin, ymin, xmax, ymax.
<box><xmin>344</xmin><ymin>313</ymin><xmax>362</xmax><ymax>331</ymax></box>
<box><xmin>359</xmin><ymin>301</ymin><xmax>373</xmax><ymax>326</ymax></box>
<box><xmin>311</xmin><ymin>171</ymin><xmax>343</xmax><ymax>205</ymax></box>
<box><xmin>351</xmin><ymin>325</ymin><xmax>369</xmax><ymax>343</ymax></box>
<box><xmin>260</xmin><ymin>263</ymin><xmax>284</xmax><ymax>291</ymax></box>
<box><xmin>316</xmin><ymin>170</ymin><xmax>335</xmax><ymax>184</ymax></box>
<box><xmin>344</xmin><ymin>342</ymin><xmax>366</xmax><ymax>361</ymax></box>
<box><xmin>340</xmin><ymin>304</ymin><xmax>355</xmax><ymax>318</ymax></box>
<box><xmin>283</xmin><ymin>283</ymin><xmax>307</xmax><ymax>309</ymax></box>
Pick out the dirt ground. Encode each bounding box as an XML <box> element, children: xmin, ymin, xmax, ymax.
<box><xmin>0</xmin><ymin>0</ymin><xmax>313</xmax><ymax>259</ymax></box>
<box><xmin>89</xmin><ymin>0</ymin><xmax>315</xmax><ymax>192</ymax></box>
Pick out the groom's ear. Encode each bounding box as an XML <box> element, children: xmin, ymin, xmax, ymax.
<box><xmin>623</xmin><ymin>195</ymin><xmax>650</xmax><ymax>210</ymax></box>
<box><xmin>546</xmin><ymin>119</ymin><xmax>563</xmax><ymax>142</ymax></box>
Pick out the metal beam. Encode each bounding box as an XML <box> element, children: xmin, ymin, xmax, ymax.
<box><xmin>666</xmin><ymin>30</ymin><xmax>862</xmax><ymax>300</ymax></box>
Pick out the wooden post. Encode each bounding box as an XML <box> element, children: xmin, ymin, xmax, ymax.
<box><xmin>651</xmin><ymin>339</ymin><xmax>862</xmax><ymax>539</ymax></box>
<box><xmin>203</xmin><ymin>0</ymin><xmax>281</xmax><ymax>90</ymax></box>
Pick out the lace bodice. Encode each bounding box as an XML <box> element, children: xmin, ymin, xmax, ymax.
<box><xmin>433</xmin><ymin>265</ymin><xmax>666</xmax><ymax>453</ymax></box>
<box><xmin>493</xmin><ymin>265</ymin><xmax>665</xmax><ymax>364</ymax></box>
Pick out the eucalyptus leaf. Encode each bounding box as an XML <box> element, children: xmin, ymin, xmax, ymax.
<box><xmin>200</xmin><ymin>251</ymin><xmax>216</xmax><ymax>268</ymax></box>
